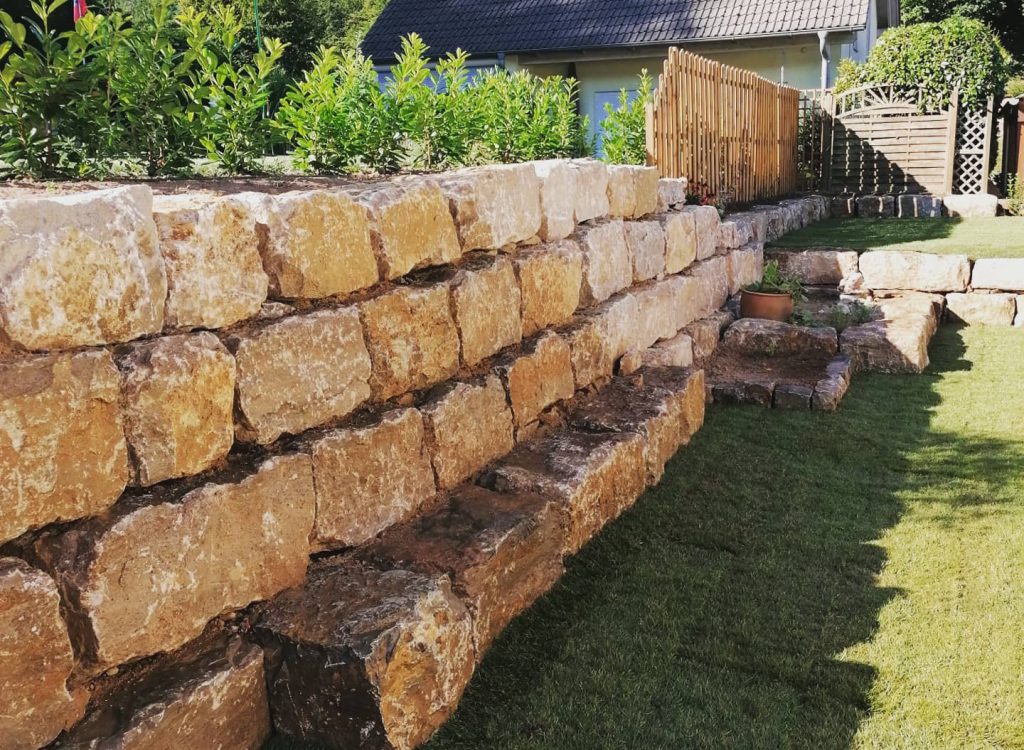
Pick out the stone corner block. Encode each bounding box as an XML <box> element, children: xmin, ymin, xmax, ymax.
<box><xmin>495</xmin><ymin>332</ymin><xmax>575</xmax><ymax>429</ymax></box>
<box><xmin>437</xmin><ymin>164</ymin><xmax>543</xmax><ymax>250</ymax></box>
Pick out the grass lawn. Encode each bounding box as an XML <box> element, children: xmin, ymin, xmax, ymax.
<box><xmin>768</xmin><ymin>217</ymin><xmax>1024</xmax><ymax>258</ymax></box>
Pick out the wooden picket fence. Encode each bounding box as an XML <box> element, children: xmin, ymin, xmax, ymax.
<box><xmin>645</xmin><ymin>48</ymin><xmax>800</xmax><ymax>203</ymax></box>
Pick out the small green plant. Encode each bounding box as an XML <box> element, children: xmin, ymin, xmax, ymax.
<box><xmin>745</xmin><ymin>260</ymin><xmax>806</xmax><ymax>302</ymax></box>
<box><xmin>601</xmin><ymin>69</ymin><xmax>652</xmax><ymax>165</ymax></box>
<box><xmin>827</xmin><ymin>300</ymin><xmax>875</xmax><ymax>332</ymax></box>
<box><xmin>1006</xmin><ymin>175</ymin><xmax>1023</xmax><ymax>217</ymax></box>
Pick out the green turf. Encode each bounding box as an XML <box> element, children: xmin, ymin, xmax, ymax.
<box><xmin>767</xmin><ymin>217</ymin><xmax>1024</xmax><ymax>258</ymax></box>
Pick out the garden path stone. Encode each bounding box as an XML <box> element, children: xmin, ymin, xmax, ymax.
<box><xmin>860</xmin><ymin>251</ymin><xmax>970</xmax><ymax>292</ymax></box>
<box><xmin>945</xmin><ymin>293</ymin><xmax>1017</xmax><ymax>326</ymax></box>
<box><xmin>765</xmin><ymin>247</ymin><xmax>859</xmax><ymax>286</ymax></box>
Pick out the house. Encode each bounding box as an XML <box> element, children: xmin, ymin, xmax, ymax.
<box><xmin>362</xmin><ymin>0</ymin><xmax>900</xmax><ymax>147</ymax></box>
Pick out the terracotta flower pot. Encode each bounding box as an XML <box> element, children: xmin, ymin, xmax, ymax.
<box><xmin>740</xmin><ymin>290</ymin><xmax>794</xmax><ymax>322</ymax></box>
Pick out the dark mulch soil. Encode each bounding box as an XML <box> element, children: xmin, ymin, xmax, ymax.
<box><xmin>706</xmin><ymin>348</ymin><xmax>834</xmax><ymax>388</ymax></box>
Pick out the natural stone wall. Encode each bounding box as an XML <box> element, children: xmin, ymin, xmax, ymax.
<box><xmin>0</xmin><ymin>160</ymin><xmax>827</xmax><ymax>750</ymax></box>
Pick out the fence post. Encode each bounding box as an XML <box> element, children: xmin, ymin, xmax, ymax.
<box><xmin>645</xmin><ymin>102</ymin><xmax>657</xmax><ymax>170</ymax></box>
<box><xmin>944</xmin><ymin>90</ymin><xmax>959</xmax><ymax>194</ymax></box>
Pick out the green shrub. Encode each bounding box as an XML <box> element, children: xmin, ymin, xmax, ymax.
<box><xmin>600</xmin><ymin>70</ymin><xmax>652</xmax><ymax>165</ymax></box>
<box><xmin>1007</xmin><ymin>175</ymin><xmax>1024</xmax><ymax>217</ymax></box>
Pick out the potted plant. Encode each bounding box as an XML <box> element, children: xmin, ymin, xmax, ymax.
<box><xmin>740</xmin><ymin>260</ymin><xmax>806</xmax><ymax>322</ymax></box>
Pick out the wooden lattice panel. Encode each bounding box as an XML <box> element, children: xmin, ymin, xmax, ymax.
<box><xmin>953</xmin><ymin>101</ymin><xmax>994</xmax><ymax>195</ymax></box>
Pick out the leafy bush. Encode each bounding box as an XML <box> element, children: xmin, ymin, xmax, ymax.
<box><xmin>600</xmin><ymin>70</ymin><xmax>652</xmax><ymax>165</ymax></box>
<box><xmin>744</xmin><ymin>260</ymin><xmax>806</xmax><ymax>302</ymax></box>
<box><xmin>1007</xmin><ymin>175</ymin><xmax>1024</xmax><ymax>216</ymax></box>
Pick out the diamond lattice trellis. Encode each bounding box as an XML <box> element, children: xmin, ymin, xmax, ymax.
<box><xmin>953</xmin><ymin>105</ymin><xmax>992</xmax><ymax>195</ymax></box>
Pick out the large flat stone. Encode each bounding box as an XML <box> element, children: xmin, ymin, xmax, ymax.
<box><xmin>495</xmin><ymin>332</ymin><xmax>575</xmax><ymax>431</ymax></box>
<box><xmin>860</xmin><ymin>251</ymin><xmax>970</xmax><ymax>292</ymax></box>
<box><xmin>569</xmin><ymin>160</ymin><xmax>610</xmax><ymax>222</ymax></box>
<box><xmin>513</xmin><ymin>240</ymin><xmax>583</xmax><ymax>336</ymax></box>
<box><xmin>303</xmin><ymin>409</ymin><xmax>437</xmax><ymax>550</ymax></box>
<box><xmin>360</xmin><ymin>282</ymin><xmax>461</xmax><ymax>401</ymax></box>
<box><xmin>687</xmin><ymin>256</ymin><xmax>731</xmax><ymax>316</ymax></box>
<box><xmin>766</xmin><ymin>248</ymin><xmax>860</xmax><ymax>286</ymax></box>
<box><xmin>153</xmin><ymin>195</ymin><xmax>268</xmax><ymax>331</ymax></box>
<box><xmin>362</xmin><ymin>485</ymin><xmax>564</xmax><ymax>655</ymax></box>
<box><xmin>437</xmin><ymin>164</ymin><xmax>542</xmax><ymax>250</ymax></box>
<box><xmin>657</xmin><ymin>178</ymin><xmax>688</xmax><ymax>212</ymax></box>
<box><xmin>661</xmin><ymin>211</ymin><xmax>697</xmax><ymax>274</ymax></box>
<box><xmin>450</xmin><ymin>254</ymin><xmax>522</xmax><ymax>366</ymax></box>
<box><xmin>726</xmin><ymin>244</ymin><xmax>764</xmax><ymax>295</ymax></box>
<box><xmin>624</xmin><ymin>220</ymin><xmax>667</xmax><ymax>282</ymax></box>
<box><xmin>606</xmin><ymin>165</ymin><xmax>659</xmax><ymax>219</ymax></box>
<box><xmin>681</xmin><ymin>205</ymin><xmax>720</xmax><ymax>261</ymax></box>
<box><xmin>0</xmin><ymin>558</ymin><xmax>79</xmax><ymax>749</ymax></box>
<box><xmin>252</xmin><ymin>558</ymin><xmax>475</xmax><ymax>750</ymax></box>
<box><xmin>642</xmin><ymin>332</ymin><xmax>695</xmax><ymax>368</ymax></box>
<box><xmin>228</xmin><ymin>307</ymin><xmax>372</xmax><ymax>444</ymax></box>
<box><xmin>971</xmin><ymin>259</ymin><xmax>1024</xmax><ymax>291</ymax></box>
<box><xmin>723</xmin><ymin>319</ymin><xmax>838</xmax><ymax>357</ymax></box>
<box><xmin>630</xmin><ymin>280</ymin><xmax>681</xmax><ymax>351</ymax></box>
<box><xmin>578</xmin><ymin>219</ymin><xmax>632</xmax><ymax>305</ymax></box>
<box><xmin>716</xmin><ymin>216</ymin><xmax>753</xmax><ymax>251</ymax></box>
<box><xmin>0</xmin><ymin>186</ymin><xmax>165</xmax><ymax>350</ymax></box>
<box><xmin>33</xmin><ymin>454</ymin><xmax>315</xmax><ymax>674</ymax></box>
<box><xmin>943</xmin><ymin>193</ymin><xmax>998</xmax><ymax>218</ymax></box>
<box><xmin>421</xmin><ymin>376</ymin><xmax>515</xmax><ymax>490</ymax></box>
<box><xmin>840</xmin><ymin>319</ymin><xmax>932</xmax><ymax>374</ymax></box>
<box><xmin>0</xmin><ymin>351</ymin><xmax>128</xmax><ymax>544</ymax></box>
<box><xmin>945</xmin><ymin>293</ymin><xmax>1017</xmax><ymax>325</ymax></box>
<box><xmin>532</xmin><ymin>160</ymin><xmax>577</xmax><ymax>241</ymax></box>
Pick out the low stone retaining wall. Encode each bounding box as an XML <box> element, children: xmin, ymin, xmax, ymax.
<box><xmin>0</xmin><ymin>162</ymin><xmax>828</xmax><ymax>750</ymax></box>
<box><xmin>830</xmin><ymin>193</ymin><xmax>1000</xmax><ymax>219</ymax></box>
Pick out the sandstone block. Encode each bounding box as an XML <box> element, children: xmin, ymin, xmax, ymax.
<box><xmin>773</xmin><ymin>383</ymin><xmax>813</xmax><ymax>409</ymax></box>
<box><xmin>353</xmin><ymin>179</ymin><xmax>462</xmax><ymax>280</ymax></box>
<box><xmin>361</xmin><ymin>283</ymin><xmax>460</xmax><ymax>401</ymax></box>
<box><xmin>578</xmin><ymin>219</ymin><xmax>631</xmax><ymax>304</ymax></box>
<box><xmin>661</xmin><ymin>211</ymin><xmax>698</xmax><ymax>274</ymax></box>
<box><xmin>252</xmin><ymin>558</ymin><xmax>475</xmax><ymax>750</ymax></box>
<box><xmin>717</xmin><ymin>217</ymin><xmax>753</xmax><ymax>250</ymax></box>
<box><xmin>840</xmin><ymin>319</ymin><xmax>932</xmax><ymax>374</ymax></box>
<box><xmin>945</xmin><ymin>293</ymin><xmax>1017</xmax><ymax>325</ymax></box>
<box><xmin>495</xmin><ymin>332</ymin><xmax>575</xmax><ymax>429</ymax></box>
<box><xmin>304</xmin><ymin>409</ymin><xmax>436</xmax><ymax>550</ymax></box>
<box><xmin>643</xmin><ymin>332</ymin><xmax>695</xmax><ymax>368</ymax></box>
<box><xmin>33</xmin><ymin>454</ymin><xmax>315</xmax><ymax>673</ymax></box>
<box><xmin>0</xmin><ymin>351</ymin><xmax>128</xmax><ymax>544</ymax></box>
<box><xmin>363</xmin><ymin>485</ymin><xmax>564</xmax><ymax>655</ymax></box>
<box><xmin>684</xmin><ymin>311</ymin><xmax>734</xmax><ymax>364</ymax></box>
<box><xmin>897</xmin><ymin>194</ymin><xmax>944</xmax><ymax>219</ymax></box>
<box><xmin>874</xmin><ymin>291</ymin><xmax>946</xmax><ymax>334</ymax></box>
<box><xmin>943</xmin><ymin>193</ymin><xmax>998</xmax><ymax>218</ymax></box>
<box><xmin>564</xmin><ymin>317</ymin><xmax>613</xmax><ymax>390</ymax></box>
<box><xmin>667</xmin><ymin>275</ymin><xmax>706</xmax><ymax>331</ymax></box>
<box><xmin>860</xmin><ymin>251</ymin><xmax>970</xmax><ymax>292</ymax></box>
<box><xmin>723</xmin><ymin>319</ymin><xmax>838</xmax><ymax>357</ymax></box>
<box><xmin>61</xmin><ymin>637</ymin><xmax>270</xmax><ymax>750</ymax></box>
<box><xmin>421</xmin><ymin>376</ymin><xmax>514</xmax><ymax>490</ymax></box>
<box><xmin>533</xmin><ymin>160</ymin><xmax>577</xmax><ymax>241</ymax></box>
<box><xmin>438</xmin><ymin>164</ymin><xmax>542</xmax><ymax>250</ymax></box>
<box><xmin>766</xmin><ymin>248</ymin><xmax>860</xmax><ymax>286</ymax></box>
<box><xmin>727</xmin><ymin>244</ymin><xmax>765</xmax><ymax>295</ymax></box>
<box><xmin>618</xmin><ymin>350</ymin><xmax>644</xmax><ymax>376</ymax></box>
<box><xmin>972</xmin><ymin>259</ymin><xmax>1024</xmax><ymax>291</ymax></box>
<box><xmin>687</xmin><ymin>256</ymin><xmax>731</xmax><ymax>315</ymax></box>
<box><xmin>730</xmin><ymin>210</ymin><xmax>769</xmax><ymax>243</ymax></box>
<box><xmin>682</xmin><ymin>205</ymin><xmax>720</xmax><ymax>260</ymax></box>
<box><xmin>812</xmin><ymin>357</ymin><xmax>852</xmax><ymax>412</ymax></box>
<box><xmin>153</xmin><ymin>195</ymin><xmax>268</xmax><ymax>331</ymax></box>
<box><xmin>606</xmin><ymin>165</ymin><xmax>659</xmax><ymax>218</ymax></box>
<box><xmin>657</xmin><ymin>177</ymin><xmax>688</xmax><ymax>212</ymax></box>
<box><xmin>238</xmin><ymin>189</ymin><xmax>379</xmax><ymax>299</ymax></box>
<box><xmin>630</xmin><ymin>280</ymin><xmax>680</xmax><ymax>351</ymax></box>
<box><xmin>856</xmin><ymin>195</ymin><xmax>895</xmax><ymax>219</ymax></box>
<box><xmin>513</xmin><ymin>240</ymin><xmax>583</xmax><ymax>336</ymax></box>
<box><xmin>624</xmin><ymin>220</ymin><xmax>667</xmax><ymax>282</ymax></box>
<box><xmin>482</xmin><ymin>428</ymin><xmax>647</xmax><ymax>555</ymax></box>
<box><xmin>757</xmin><ymin>205</ymin><xmax>787</xmax><ymax>241</ymax></box>
<box><xmin>115</xmin><ymin>334</ymin><xmax>234</xmax><ymax>488</ymax></box>
<box><xmin>570</xmin><ymin>159</ymin><xmax>611</xmax><ymax>222</ymax></box>
<box><xmin>229</xmin><ymin>308</ymin><xmax>371</xmax><ymax>444</ymax></box>
<box><xmin>451</xmin><ymin>254</ymin><xmax>522</xmax><ymax>366</ymax></box>
<box><xmin>0</xmin><ymin>186</ymin><xmax>165</xmax><ymax>350</ymax></box>
<box><xmin>0</xmin><ymin>559</ymin><xmax>78</xmax><ymax>749</ymax></box>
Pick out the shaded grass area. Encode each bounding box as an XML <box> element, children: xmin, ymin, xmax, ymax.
<box><xmin>768</xmin><ymin>217</ymin><xmax>1024</xmax><ymax>258</ymax></box>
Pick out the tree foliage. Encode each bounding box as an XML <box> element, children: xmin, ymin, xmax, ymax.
<box><xmin>600</xmin><ymin>70</ymin><xmax>653</xmax><ymax>165</ymax></box>
<box><xmin>901</xmin><ymin>0</ymin><xmax>1024</xmax><ymax>63</ymax></box>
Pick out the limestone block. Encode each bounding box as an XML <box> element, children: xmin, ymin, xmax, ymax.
<box><xmin>115</xmin><ymin>333</ymin><xmax>235</xmax><ymax>487</ymax></box>
<box><xmin>723</xmin><ymin>318</ymin><xmax>838</xmax><ymax>357</ymax></box>
<box><xmin>666</xmin><ymin>274</ymin><xmax>706</xmax><ymax>331</ymax></box>
<box><xmin>237</xmin><ymin>189</ymin><xmax>379</xmax><ymax>299</ymax></box>
<box><xmin>717</xmin><ymin>217</ymin><xmax>753</xmax><ymax>250</ymax></box>
<box><xmin>774</xmin><ymin>383</ymin><xmax>813</xmax><ymax>409</ymax></box>
<box><xmin>450</xmin><ymin>254</ymin><xmax>522</xmax><ymax>366</ymax></box>
<box><xmin>0</xmin><ymin>186</ymin><xmax>165</xmax><ymax>350</ymax></box>
<box><xmin>730</xmin><ymin>210</ymin><xmax>769</xmax><ymax>243</ymax></box>
<box><xmin>682</xmin><ymin>205</ymin><xmax>721</xmax><ymax>260</ymax></box>
<box><xmin>687</xmin><ymin>256</ymin><xmax>731</xmax><ymax>316</ymax></box>
<box><xmin>643</xmin><ymin>332</ymin><xmax>694</xmax><ymax>368</ymax></box>
<box><xmin>0</xmin><ymin>558</ymin><xmax>79</xmax><ymax>750</ymax></box>
<box><xmin>421</xmin><ymin>376</ymin><xmax>514</xmax><ymax>490</ymax></box>
<box><xmin>684</xmin><ymin>311</ymin><xmax>734</xmax><ymax>364</ymax></box>
<box><xmin>874</xmin><ymin>291</ymin><xmax>946</xmax><ymax>334</ymax></box>
<box><xmin>303</xmin><ymin>409</ymin><xmax>436</xmax><ymax>550</ymax></box>
<box><xmin>661</xmin><ymin>211</ymin><xmax>698</xmax><ymax>274</ymax></box>
<box><xmin>360</xmin><ymin>283</ymin><xmax>460</xmax><ymax>401</ymax></box>
<box><xmin>482</xmin><ymin>428</ymin><xmax>647</xmax><ymax>555</ymax></box>
<box><xmin>897</xmin><ymin>194</ymin><xmax>944</xmax><ymax>219</ymax></box>
<box><xmin>972</xmin><ymin>259</ymin><xmax>1024</xmax><ymax>291</ymax></box>
<box><xmin>62</xmin><ymin>637</ymin><xmax>270</xmax><ymax>750</ymax></box>
<box><xmin>944</xmin><ymin>193</ymin><xmax>998</xmax><ymax>218</ymax></box>
<box><xmin>352</xmin><ymin>178</ymin><xmax>462</xmax><ymax>280</ymax></box>
<box><xmin>532</xmin><ymin>160</ymin><xmax>577</xmax><ymax>241</ymax></box>
<box><xmin>495</xmin><ymin>332</ymin><xmax>575</xmax><ymax>429</ymax></box>
<box><xmin>228</xmin><ymin>308</ymin><xmax>371</xmax><ymax>444</ymax></box>
<box><xmin>578</xmin><ymin>219</ymin><xmax>631</xmax><ymax>304</ymax></box>
<box><xmin>812</xmin><ymin>357</ymin><xmax>853</xmax><ymax>412</ymax></box>
<box><xmin>840</xmin><ymin>319</ymin><xmax>932</xmax><ymax>374</ymax></box>
<box><xmin>437</xmin><ymin>164</ymin><xmax>542</xmax><ymax>250</ymax></box>
<box><xmin>758</xmin><ymin>205</ymin><xmax>787</xmax><ymax>241</ymax></box>
<box><xmin>363</xmin><ymin>485</ymin><xmax>564</xmax><ymax>655</ymax></box>
<box><xmin>570</xmin><ymin>159</ymin><xmax>611</xmax><ymax>222</ymax></box>
<box><xmin>513</xmin><ymin>240</ymin><xmax>583</xmax><ymax>336</ymax></box>
<box><xmin>252</xmin><ymin>558</ymin><xmax>475</xmax><ymax>750</ymax></box>
<box><xmin>606</xmin><ymin>165</ymin><xmax>659</xmax><ymax>219</ymax></box>
<box><xmin>33</xmin><ymin>454</ymin><xmax>315</xmax><ymax>674</ymax></box>
<box><xmin>630</xmin><ymin>280</ymin><xmax>680</xmax><ymax>351</ymax></box>
<box><xmin>726</xmin><ymin>244</ymin><xmax>765</xmax><ymax>295</ymax></box>
<box><xmin>564</xmin><ymin>317</ymin><xmax>612</xmax><ymax>390</ymax></box>
<box><xmin>657</xmin><ymin>177</ymin><xmax>688</xmax><ymax>212</ymax></box>
<box><xmin>0</xmin><ymin>351</ymin><xmax>128</xmax><ymax>544</ymax></box>
<box><xmin>624</xmin><ymin>220</ymin><xmax>667</xmax><ymax>282</ymax></box>
<box><xmin>860</xmin><ymin>251</ymin><xmax>970</xmax><ymax>292</ymax></box>
<box><xmin>945</xmin><ymin>293</ymin><xmax>1017</xmax><ymax>325</ymax></box>
<box><xmin>766</xmin><ymin>248</ymin><xmax>860</xmax><ymax>286</ymax></box>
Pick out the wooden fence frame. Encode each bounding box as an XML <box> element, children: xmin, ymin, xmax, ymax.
<box><xmin>644</xmin><ymin>48</ymin><xmax>800</xmax><ymax>203</ymax></box>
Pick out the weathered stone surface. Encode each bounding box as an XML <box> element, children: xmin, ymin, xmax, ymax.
<box><xmin>717</xmin><ymin>217</ymin><xmax>753</xmax><ymax>250</ymax></box>
<box><xmin>643</xmin><ymin>332</ymin><xmax>695</xmax><ymax>368</ymax></box>
<box><xmin>812</xmin><ymin>356</ymin><xmax>852</xmax><ymax>412</ymax></box>
<box><xmin>532</xmin><ymin>160</ymin><xmax>577</xmax><ymax>241</ymax></box>
<box><xmin>874</xmin><ymin>291</ymin><xmax>945</xmax><ymax>335</ymax></box>
<box><xmin>229</xmin><ymin>307</ymin><xmax>371</xmax><ymax>444</ymax></box>
<box><xmin>237</xmin><ymin>189</ymin><xmax>379</xmax><ymax>299</ymax></box>
<box><xmin>361</xmin><ymin>282</ymin><xmax>460</xmax><ymax>401</ymax></box>
<box><xmin>0</xmin><ymin>351</ymin><xmax>128</xmax><ymax>544</ymax></box>
<box><xmin>115</xmin><ymin>333</ymin><xmax>235</xmax><ymax>487</ymax></box>
<box><xmin>252</xmin><ymin>558</ymin><xmax>475</xmax><ymax>750</ymax></box>
<box><xmin>482</xmin><ymin>428</ymin><xmax>647</xmax><ymax>555</ymax></box>
<box><xmin>758</xmin><ymin>205</ymin><xmax>787</xmax><ymax>241</ymax></box>
<box><xmin>578</xmin><ymin>219</ymin><xmax>631</xmax><ymax>304</ymax></box>
<box><xmin>727</xmin><ymin>244</ymin><xmax>765</xmax><ymax>295</ymax></box>
<box><xmin>723</xmin><ymin>319</ymin><xmax>838</xmax><ymax>357</ymax></box>
<box><xmin>661</xmin><ymin>210</ymin><xmax>698</xmax><ymax>274</ymax></box>
<box><xmin>569</xmin><ymin>159</ymin><xmax>611</xmax><ymax>222</ymax></box>
<box><xmin>712</xmin><ymin>379</ymin><xmax>774</xmax><ymax>407</ymax></box>
<box><xmin>682</xmin><ymin>205</ymin><xmax>720</xmax><ymax>260</ymax></box>
<box><xmin>666</xmin><ymin>275</ymin><xmax>706</xmax><ymax>332</ymax></box>
<box><xmin>0</xmin><ymin>186</ymin><xmax>165</xmax><ymax>350</ymax></box>
<box><xmin>0</xmin><ymin>558</ymin><xmax>79</xmax><ymax>749</ymax></box>
<box><xmin>766</xmin><ymin>248</ymin><xmax>860</xmax><ymax>286</ymax></box>
<box><xmin>773</xmin><ymin>383</ymin><xmax>813</xmax><ymax>409</ymax></box>
<box><xmin>624</xmin><ymin>220</ymin><xmax>667</xmax><ymax>282</ymax></box>
<box><xmin>860</xmin><ymin>251</ymin><xmax>970</xmax><ymax>292</ymax></box>
<box><xmin>363</xmin><ymin>485</ymin><xmax>564</xmax><ymax>655</ymax></box>
<box><xmin>840</xmin><ymin>319</ymin><xmax>932</xmax><ymax>374</ymax></box>
<box><xmin>304</xmin><ymin>409</ymin><xmax>436</xmax><ymax>550</ymax></box>
<box><xmin>451</xmin><ymin>254</ymin><xmax>522</xmax><ymax>366</ymax></box>
<box><xmin>683</xmin><ymin>311</ymin><xmax>733</xmax><ymax>364</ymax></box>
<box><xmin>731</xmin><ymin>210</ymin><xmax>769</xmax><ymax>243</ymax></box>
<box><xmin>495</xmin><ymin>332</ymin><xmax>575</xmax><ymax>430</ymax></box>
<box><xmin>438</xmin><ymin>164</ymin><xmax>542</xmax><ymax>250</ymax></box>
<box><xmin>972</xmin><ymin>259</ymin><xmax>1024</xmax><ymax>291</ymax></box>
<box><xmin>831</xmin><ymin>195</ymin><xmax>856</xmax><ymax>218</ymax></box>
<box><xmin>687</xmin><ymin>256</ymin><xmax>731</xmax><ymax>315</ymax></box>
<box><xmin>657</xmin><ymin>177</ymin><xmax>688</xmax><ymax>212</ymax></box>
<box><xmin>944</xmin><ymin>193</ymin><xmax>999</xmax><ymax>218</ymax></box>
<box><xmin>897</xmin><ymin>194</ymin><xmax>943</xmax><ymax>219</ymax></box>
<box><xmin>606</xmin><ymin>166</ymin><xmax>659</xmax><ymax>219</ymax></box>
<box><xmin>856</xmin><ymin>195</ymin><xmax>895</xmax><ymax>219</ymax></box>
<box><xmin>153</xmin><ymin>195</ymin><xmax>268</xmax><ymax>331</ymax></box>
<box><xmin>618</xmin><ymin>350</ymin><xmax>643</xmax><ymax>376</ymax></box>
<box><xmin>945</xmin><ymin>293</ymin><xmax>1017</xmax><ymax>325</ymax></box>
<box><xmin>513</xmin><ymin>240</ymin><xmax>583</xmax><ymax>336</ymax></box>
<box><xmin>421</xmin><ymin>375</ymin><xmax>514</xmax><ymax>490</ymax></box>
<box><xmin>62</xmin><ymin>637</ymin><xmax>270</xmax><ymax>750</ymax></box>
<box><xmin>564</xmin><ymin>317</ymin><xmax>611</xmax><ymax>390</ymax></box>
<box><xmin>33</xmin><ymin>454</ymin><xmax>314</xmax><ymax>674</ymax></box>
<box><xmin>353</xmin><ymin>178</ymin><xmax>462</xmax><ymax>280</ymax></box>
<box><xmin>630</xmin><ymin>280</ymin><xmax>680</xmax><ymax>351</ymax></box>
